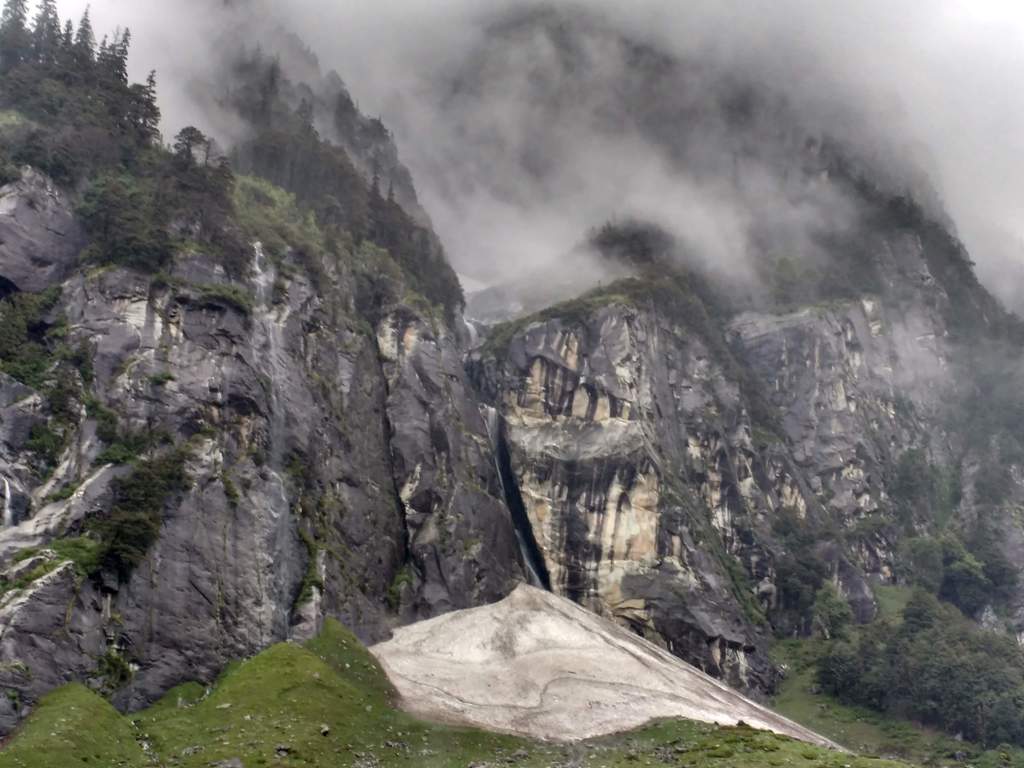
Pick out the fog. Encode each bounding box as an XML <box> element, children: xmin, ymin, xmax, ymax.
<box><xmin>55</xmin><ymin>0</ymin><xmax>1024</xmax><ymax>307</ymax></box>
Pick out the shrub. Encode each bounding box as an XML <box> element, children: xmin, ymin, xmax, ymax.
<box><xmin>0</xmin><ymin>286</ymin><xmax>63</xmax><ymax>389</ymax></box>
<box><xmin>975</xmin><ymin>463</ymin><xmax>1013</xmax><ymax>507</ymax></box>
<box><xmin>26</xmin><ymin>422</ymin><xmax>65</xmax><ymax>470</ymax></box>
<box><xmin>812</xmin><ymin>583</ymin><xmax>853</xmax><ymax>640</ymax></box>
<box><xmin>148</xmin><ymin>371</ymin><xmax>175</xmax><ymax>386</ymax></box>
<box><xmin>196</xmin><ymin>283</ymin><xmax>254</xmax><ymax>315</ymax></box>
<box><xmin>897</xmin><ymin>536</ymin><xmax>944</xmax><ymax>592</ymax></box>
<box><xmin>78</xmin><ymin>173</ymin><xmax>172</xmax><ymax>272</ymax></box>
<box><xmin>51</xmin><ymin>537</ymin><xmax>102</xmax><ymax>578</ymax></box>
<box><xmin>92</xmin><ymin>448</ymin><xmax>191</xmax><ymax>581</ymax></box>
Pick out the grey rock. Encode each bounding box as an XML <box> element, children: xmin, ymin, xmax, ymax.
<box><xmin>0</xmin><ymin>168</ymin><xmax>84</xmax><ymax>293</ymax></box>
<box><xmin>1</xmin><ymin>551</ymin><xmax>54</xmax><ymax>581</ymax></box>
<box><xmin>0</xmin><ymin>238</ymin><xmax>526</xmax><ymax>733</ymax></box>
<box><xmin>376</xmin><ymin>308</ymin><xmax>524</xmax><ymax>618</ymax></box>
<box><xmin>471</xmin><ymin>305</ymin><xmax>782</xmax><ymax>693</ymax></box>
<box><xmin>0</xmin><ymin>562</ymin><xmax>106</xmax><ymax>734</ymax></box>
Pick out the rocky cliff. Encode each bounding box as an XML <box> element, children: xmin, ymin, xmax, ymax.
<box><xmin>0</xmin><ymin>167</ymin><xmax>524</xmax><ymax>734</ymax></box>
<box><xmin>3</xmin><ymin>150</ymin><xmax>1023</xmax><ymax>733</ymax></box>
<box><xmin>465</xmin><ymin>201</ymin><xmax>1023</xmax><ymax>693</ymax></box>
<box><xmin>3</xmin><ymin>6</ymin><xmax>1024</xmax><ymax>743</ymax></box>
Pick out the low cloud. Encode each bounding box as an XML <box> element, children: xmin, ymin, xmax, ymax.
<box><xmin>57</xmin><ymin>0</ymin><xmax>1024</xmax><ymax>307</ymax></box>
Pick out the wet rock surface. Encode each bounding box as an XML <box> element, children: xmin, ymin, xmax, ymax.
<box><xmin>0</xmin><ymin>152</ymin><xmax>1022</xmax><ymax>743</ymax></box>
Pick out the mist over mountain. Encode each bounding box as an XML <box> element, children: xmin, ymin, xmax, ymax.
<box><xmin>60</xmin><ymin>0</ymin><xmax>1024</xmax><ymax>309</ymax></box>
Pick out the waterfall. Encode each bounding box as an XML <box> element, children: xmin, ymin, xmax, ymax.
<box><xmin>252</xmin><ymin>242</ymin><xmax>274</xmax><ymax>306</ymax></box>
<box><xmin>2</xmin><ymin>476</ymin><xmax>13</xmax><ymax>528</ymax></box>
<box><xmin>252</xmin><ymin>243</ymin><xmax>287</xmax><ymax>467</ymax></box>
<box><xmin>462</xmin><ymin>317</ymin><xmax>480</xmax><ymax>349</ymax></box>
<box><xmin>482</xmin><ymin>406</ymin><xmax>550</xmax><ymax>590</ymax></box>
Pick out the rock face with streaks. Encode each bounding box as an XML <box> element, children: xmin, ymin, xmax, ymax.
<box><xmin>0</xmin><ymin>168</ymin><xmax>524</xmax><ymax>734</ymax></box>
<box><xmin>471</xmin><ymin>305</ymin><xmax>784</xmax><ymax>693</ymax></box>
<box><xmin>2</xmin><ymin>60</ymin><xmax>1024</xmax><ymax>745</ymax></box>
<box><xmin>0</xmin><ymin>154</ymin><xmax>1006</xmax><ymax>731</ymax></box>
<box><xmin>465</xmin><ymin>213</ymin><xmax>1013</xmax><ymax>695</ymax></box>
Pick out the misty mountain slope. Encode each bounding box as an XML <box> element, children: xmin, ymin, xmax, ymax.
<box><xmin>467</xmin><ymin>201</ymin><xmax>1024</xmax><ymax>704</ymax></box>
<box><xmin>0</xmin><ymin>166</ymin><xmax>528</xmax><ymax>733</ymax></box>
<box><xmin>441</xmin><ymin>11</ymin><xmax>1024</xmax><ymax>711</ymax></box>
<box><xmin>0</xmin><ymin>11</ymin><xmax>524</xmax><ymax>737</ymax></box>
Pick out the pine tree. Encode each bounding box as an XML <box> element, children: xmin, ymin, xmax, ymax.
<box><xmin>127</xmin><ymin>70</ymin><xmax>161</xmax><ymax>145</ymax></box>
<box><xmin>55</xmin><ymin>17</ymin><xmax>75</xmax><ymax>76</ymax></box>
<box><xmin>0</xmin><ymin>0</ymin><xmax>30</xmax><ymax>72</ymax></box>
<box><xmin>97</xmin><ymin>27</ymin><xmax>129</xmax><ymax>84</ymax></box>
<box><xmin>173</xmin><ymin>126</ymin><xmax>206</xmax><ymax>166</ymax></box>
<box><xmin>31</xmin><ymin>0</ymin><xmax>60</xmax><ymax>66</ymax></box>
<box><xmin>73</xmin><ymin>6</ymin><xmax>94</xmax><ymax>67</ymax></box>
<box><xmin>370</xmin><ymin>155</ymin><xmax>381</xmax><ymax>198</ymax></box>
<box><xmin>297</xmin><ymin>98</ymin><xmax>315</xmax><ymax>133</ymax></box>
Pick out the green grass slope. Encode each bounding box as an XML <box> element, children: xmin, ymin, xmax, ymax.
<box><xmin>0</xmin><ymin>683</ymin><xmax>147</xmax><ymax>767</ymax></box>
<box><xmin>1</xmin><ymin>619</ymin><xmax>915</xmax><ymax>768</ymax></box>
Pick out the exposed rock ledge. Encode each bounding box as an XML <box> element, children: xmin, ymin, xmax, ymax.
<box><xmin>370</xmin><ymin>584</ymin><xmax>837</xmax><ymax>747</ymax></box>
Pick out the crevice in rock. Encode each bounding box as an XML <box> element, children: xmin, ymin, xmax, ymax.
<box><xmin>490</xmin><ymin>411</ymin><xmax>551</xmax><ymax>591</ymax></box>
<box><xmin>367</xmin><ymin>322</ymin><xmax>414</xmax><ymax>591</ymax></box>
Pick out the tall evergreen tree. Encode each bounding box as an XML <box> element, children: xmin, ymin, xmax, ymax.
<box><xmin>97</xmin><ymin>27</ymin><xmax>129</xmax><ymax>85</ymax></box>
<box><xmin>55</xmin><ymin>17</ymin><xmax>75</xmax><ymax>76</ymax></box>
<box><xmin>0</xmin><ymin>0</ymin><xmax>30</xmax><ymax>72</ymax></box>
<box><xmin>370</xmin><ymin>155</ymin><xmax>381</xmax><ymax>198</ymax></box>
<box><xmin>73</xmin><ymin>6</ymin><xmax>94</xmax><ymax>66</ymax></box>
<box><xmin>135</xmin><ymin>70</ymin><xmax>160</xmax><ymax>142</ymax></box>
<box><xmin>30</xmin><ymin>0</ymin><xmax>60</xmax><ymax>66</ymax></box>
<box><xmin>173</xmin><ymin>126</ymin><xmax>206</xmax><ymax>166</ymax></box>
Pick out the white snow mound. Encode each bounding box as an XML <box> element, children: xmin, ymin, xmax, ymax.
<box><xmin>370</xmin><ymin>584</ymin><xmax>837</xmax><ymax>746</ymax></box>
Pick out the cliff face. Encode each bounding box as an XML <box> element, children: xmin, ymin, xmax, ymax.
<box><xmin>3</xmin><ymin>142</ymin><xmax>1024</xmax><ymax>734</ymax></box>
<box><xmin>0</xmin><ymin>167</ymin><xmax>523</xmax><ymax>733</ymax></box>
<box><xmin>471</xmin><ymin>305</ymin><xmax>782</xmax><ymax>692</ymax></box>
<box><xmin>464</xmin><ymin>215</ymin><xmax>1013</xmax><ymax>693</ymax></box>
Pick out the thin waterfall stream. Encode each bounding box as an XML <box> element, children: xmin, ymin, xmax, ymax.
<box><xmin>482</xmin><ymin>406</ymin><xmax>551</xmax><ymax>590</ymax></box>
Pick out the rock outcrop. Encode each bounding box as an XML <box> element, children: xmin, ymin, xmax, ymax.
<box><xmin>464</xmin><ymin>220</ymin><xmax>998</xmax><ymax>695</ymax></box>
<box><xmin>1</xmin><ymin>94</ymin><xmax>1023</xmax><ymax>745</ymax></box>
<box><xmin>0</xmin><ymin>169</ymin><xmax>524</xmax><ymax>734</ymax></box>
<box><xmin>471</xmin><ymin>304</ymin><xmax>784</xmax><ymax>693</ymax></box>
<box><xmin>0</xmin><ymin>167</ymin><xmax>84</xmax><ymax>294</ymax></box>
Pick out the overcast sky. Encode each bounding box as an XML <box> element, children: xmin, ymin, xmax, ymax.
<box><xmin>53</xmin><ymin>1</ymin><xmax>1024</xmax><ymax>305</ymax></box>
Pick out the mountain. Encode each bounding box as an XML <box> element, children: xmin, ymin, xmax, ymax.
<box><xmin>3</xmin><ymin>2</ymin><xmax>1024</xmax><ymax>764</ymax></box>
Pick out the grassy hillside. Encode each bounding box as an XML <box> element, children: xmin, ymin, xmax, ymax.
<box><xmin>0</xmin><ymin>619</ymin><xmax>914</xmax><ymax>768</ymax></box>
